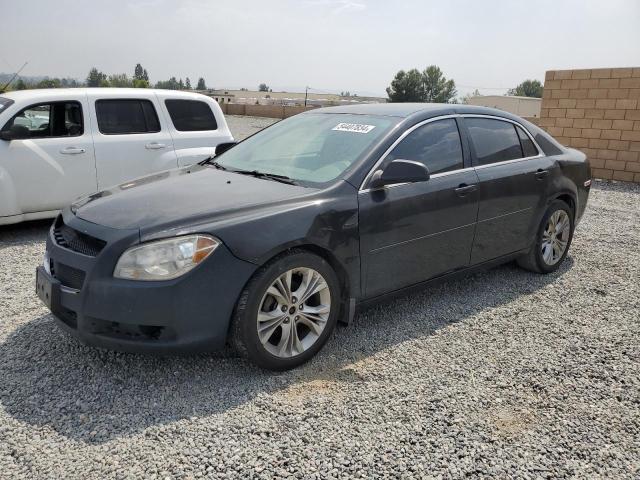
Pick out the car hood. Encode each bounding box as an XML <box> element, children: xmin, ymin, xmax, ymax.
<box><xmin>73</xmin><ymin>165</ymin><xmax>314</xmax><ymax>230</ymax></box>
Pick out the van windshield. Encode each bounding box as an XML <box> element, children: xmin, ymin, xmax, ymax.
<box><xmin>215</xmin><ymin>113</ymin><xmax>395</xmax><ymax>187</ymax></box>
<box><xmin>0</xmin><ymin>97</ymin><xmax>14</xmax><ymax>114</ymax></box>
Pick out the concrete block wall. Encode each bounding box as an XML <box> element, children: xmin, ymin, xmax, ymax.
<box><xmin>219</xmin><ymin>103</ymin><xmax>317</xmax><ymax>119</ymax></box>
<box><xmin>539</xmin><ymin>68</ymin><xmax>640</xmax><ymax>182</ymax></box>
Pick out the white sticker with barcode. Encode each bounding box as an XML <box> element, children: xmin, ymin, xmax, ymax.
<box><xmin>332</xmin><ymin>123</ymin><xmax>376</xmax><ymax>134</ymax></box>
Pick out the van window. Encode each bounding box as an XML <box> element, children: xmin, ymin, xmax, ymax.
<box><xmin>1</xmin><ymin>101</ymin><xmax>83</xmax><ymax>138</ymax></box>
<box><xmin>165</xmin><ymin>99</ymin><xmax>218</xmax><ymax>131</ymax></box>
<box><xmin>386</xmin><ymin>119</ymin><xmax>463</xmax><ymax>175</ymax></box>
<box><xmin>0</xmin><ymin>97</ymin><xmax>14</xmax><ymax>113</ymax></box>
<box><xmin>466</xmin><ymin>118</ymin><xmax>523</xmax><ymax>166</ymax></box>
<box><xmin>96</xmin><ymin>99</ymin><xmax>160</xmax><ymax>135</ymax></box>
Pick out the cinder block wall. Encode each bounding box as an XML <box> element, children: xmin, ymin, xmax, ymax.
<box><xmin>539</xmin><ymin>68</ymin><xmax>640</xmax><ymax>182</ymax></box>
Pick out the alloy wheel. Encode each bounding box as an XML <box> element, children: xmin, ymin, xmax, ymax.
<box><xmin>257</xmin><ymin>267</ymin><xmax>331</xmax><ymax>358</ymax></box>
<box><xmin>541</xmin><ymin>209</ymin><xmax>570</xmax><ymax>266</ymax></box>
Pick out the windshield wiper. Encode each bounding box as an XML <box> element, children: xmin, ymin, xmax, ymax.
<box><xmin>232</xmin><ymin>169</ymin><xmax>298</xmax><ymax>185</ymax></box>
<box><xmin>198</xmin><ymin>156</ymin><xmax>227</xmax><ymax>170</ymax></box>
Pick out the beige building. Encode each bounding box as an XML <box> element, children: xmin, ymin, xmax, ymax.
<box><xmin>467</xmin><ymin>95</ymin><xmax>542</xmax><ymax>118</ymax></box>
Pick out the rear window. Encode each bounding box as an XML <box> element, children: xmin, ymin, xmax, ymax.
<box><xmin>0</xmin><ymin>97</ymin><xmax>14</xmax><ymax>114</ymax></box>
<box><xmin>96</xmin><ymin>99</ymin><xmax>160</xmax><ymax>135</ymax></box>
<box><xmin>466</xmin><ymin>118</ymin><xmax>523</xmax><ymax>166</ymax></box>
<box><xmin>165</xmin><ymin>99</ymin><xmax>217</xmax><ymax>131</ymax></box>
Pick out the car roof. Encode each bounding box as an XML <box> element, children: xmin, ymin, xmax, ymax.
<box><xmin>0</xmin><ymin>88</ymin><xmax>211</xmax><ymax>102</ymax></box>
<box><xmin>307</xmin><ymin>102</ymin><xmax>526</xmax><ymax>120</ymax></box>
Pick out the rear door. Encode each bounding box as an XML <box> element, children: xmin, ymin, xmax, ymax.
<box><xmin>462</xmin><ymin>116</ymin><xmax>553</xmax><ymax>264</ymax></box>
<box><xmin>157</xmin><ymin>93</ymin><xmax>233</xmax><ymax>167</ymax></box>
<box><xmin>359</xmin><ymin>117</ymin><xmax>480</xmax><ymax>298</ymax></box>
<box><xmin>0</xmin><ymin>97</ymin><xmax>97</xmax><ymax>214</ymax></box>
<box><xmin>87</xmin><ymin>92</ymin><xmax>177</xmax><ymax>189</ymax></box>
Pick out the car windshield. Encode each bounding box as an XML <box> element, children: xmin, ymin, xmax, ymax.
<box><xmin>0</xmin><ymin>97</ymin><xmax>14</xmax><ymax>114</ymax></box>
<box><xmin>215</xmin><ymin>113</ymin><xmax>396</xmax><ymax>186</ymax></box>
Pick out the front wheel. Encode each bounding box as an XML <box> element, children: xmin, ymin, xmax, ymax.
<box><xmin>517</xmin><ymin>199</ymin><xmax>575</xmax><ymax>274</ymax></box>
<box><xmin>230</xmin><ymin>250</ymin><xmax>340</xmax><ymax>370</ymax></box>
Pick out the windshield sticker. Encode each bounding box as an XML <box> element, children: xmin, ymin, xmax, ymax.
<box><xmin>332</xmin><ymin>123</ymin><xmax>376</xmax><ymax>134</ymax></box>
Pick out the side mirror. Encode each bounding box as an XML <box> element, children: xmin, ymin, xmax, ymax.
<box><xmin>369</xmin><ymin>159</ymin><xmax>430</xmax><ymax>189</ymax></box>
<box><xmin>0</xmin><ymin>125</ymin><xmax>30</xmax><ymax>141</ymax></box>
<box><xmin>215</xmin><ymin>142</ymin><xmax>237</xmax><ymax>156</ymax></box>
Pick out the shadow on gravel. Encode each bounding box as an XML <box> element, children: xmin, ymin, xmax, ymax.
<box><xmin>0</xmin><ymin>219</ymin><xmax>51</xmax><ymax>245</ymax></box>
<box><xmin>0</xmin><ymin>256</ymin><xmax>573</xmax><ymax>444</ymax></box>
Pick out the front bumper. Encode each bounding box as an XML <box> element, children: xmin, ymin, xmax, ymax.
<box><xmin>39</xmin><ymin>209</ymin><xmax>256</xmax><ymax>354</ymax></box>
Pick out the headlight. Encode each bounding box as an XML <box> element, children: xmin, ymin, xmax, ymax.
<box><xmin>114</xmin><ymin>235</ymin><xmax>219</xmax><ymax>281</ymax></box>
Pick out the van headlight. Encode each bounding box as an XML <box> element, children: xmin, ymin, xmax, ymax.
<box><xmin>114</xmin><ymin>235</ymin><xmax>219</xmax><ymax>281</ymax></box>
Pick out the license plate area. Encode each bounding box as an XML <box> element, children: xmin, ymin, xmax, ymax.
<box><xmin>36</xmin><ymin>266</ymin><xmax>61</xmax><ymax>310</ymax></box>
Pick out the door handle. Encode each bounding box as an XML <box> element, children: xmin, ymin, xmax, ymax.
<box><xmin>145</xmin><ymin>142</ymin><xmax>167</xmax><ymax>150</ymax></box>
<box><xmin>455</xmin><ymin>183</ymin><xmax>477</xmax><ymax>197</ymax></box>
<box><xmin>535</xmin><ymin>169</ymin><xmax>549</xmax><ymax>180</ymax></box>
<box><xmin>60</xmin><ymin>147</ymin><xmax>85</xmax><ymax>155</ymax></box>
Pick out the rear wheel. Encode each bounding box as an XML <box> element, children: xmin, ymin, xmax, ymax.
<box><xmin>517</xmin><ymin>199</ymin><xmax>574</xmax><ymax>274</ymax></box>
<box><xmin>230</xmin><ymin>250</ymin><xmax>340</xmax><ymax>370</ymax></box>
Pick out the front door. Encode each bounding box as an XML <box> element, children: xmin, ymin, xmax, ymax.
<box><xmin>359</xmin><ymin>118</ymin><xmax>479</xmax><ymax>298</ymax></box>
<box><xmin>0</xmin><ymin>98</ymin><xmax>97</xmax><ymax>215</ymax></box>
<box><xmin>87</xmin><ymin>93</ymin><xmax>177</xmax><ymax>190</ymax></box>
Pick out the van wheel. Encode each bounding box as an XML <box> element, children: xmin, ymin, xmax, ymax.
<box><xmin>518</xmin><ymin>199</ymin><xmax>574</xmax><ymax>274</ymax></box>
<box><xmin>230</xmin><ymin>250</ymin><xmax>340</xmax><ymax>370</ymax></box>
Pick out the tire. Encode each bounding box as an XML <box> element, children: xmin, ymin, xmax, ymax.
<box><xmin>517</xmin><ymin>199</ymin><xmax>575</xmax><ymax>274</ymax></box>
<box><xmin>230</xmin><ymin>249</ymin><xmax>341</xmax><ymax>370</ymax></box>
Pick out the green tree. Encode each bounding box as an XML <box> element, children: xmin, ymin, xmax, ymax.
<box><xmin>134</xmin><ymin>63</ymin><xmax>144</xmax><ymax>80</ymax></box>
<box><xmin>258</xmin><ymin>83</ymin><xmax>269</xmax><ymax>92</ymax></box>
<box><xmin>14</xmin><ymin>79</ymin><xmax>28</xmax><ymax>90</ymax></box>
<box><xmin>387</xmin><ymin>66</ymin><xmax>457</xmax><ymax>103</ymax></box>
<box><xmin>508</xmin><ymin>79</ymin><xmax>543</xmax><ymax>98</ymax></box>
<box><xmin>185</xmin><ymin>77</ymin><xmax>191</xmax><ymax>89</ymax></box>
<box><xmin>133</xmin><ymin>79</ymin><xmax>150</xmax><ymax>88</ymax></box>
<box><xmin>87</xmin><ymin>67</ymin><xmax>107</xmax><ymax>87</ymax></box>
<box><xmin>460</xmin><ymin>88</ymin><xmax>482</xmax><ymax>104</ymax></box>
<box><xmin>108</xmin><ymin>73</ymin><xmax>132</xmax><ymax>88</ymax></box>
<box><xmin>422</xmin><ymin>66</ymin><xmax>457</xmax><ymax>103</ymax></box>
<box><xmin>386</xmin><ymin>69</ymin><xmax>424</xmax><ymax>102</ymax></box>
<box><xmin>143</xmin><ymin>69</ymin><xmax>149</xmax><ymax>82</ymax></box>
<box><xmin>196</xmin><ymin>77</ymin><xmax>206</xmax><ymax>90</ymax></box>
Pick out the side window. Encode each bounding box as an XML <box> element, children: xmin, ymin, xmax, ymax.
<box><xmin>516</xmin><ymin>125</ymin><xmax>539</xmax><ymax>157</ymax></box>
<box><xmin>96</xmin><ymin>99</ymin><xmax>160</xmax><ymax>135</ymax></box>
<box><xmin>466</xmin><ymin>118</ymin><xmax>523</xmax><ymax>166</ymax></box>
<box><xmin>164</xmin><ymin>99</ymin><xmax>218</xmax><ymax>131</ymax></box>
<box><xmin>387</xmin><ymin>119</ymin><xmax>463</xmax><ymax>175</ymax></box>
<box><xmin>1</xmin><ymin>102</ymin><xmax>83</xmax><ymax>138</ymax></box>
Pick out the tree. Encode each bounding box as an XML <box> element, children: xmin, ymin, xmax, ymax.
<box><xmin>143</xmin><ymin>69</ymin><xmax>149</xmax><ymax>82</ymax></box>
<box><xmin>132</xmin><ymin>79</ymin><xmax>150</xmax><ymax>88</ymax></box>
<box><xmin>386</xmin><ymin>69</ymin><xmax>424</xmax><ymax>102</ymax></box>
<box><xmin>108</xmin><ymin>73</ymin><xmax>132</xmax><ymax>88</ymax></box>
<box><xmin>422</xmin><ymin>66</ymin><xmax>457</xmax><ymax>103</ymax></box>
<box><xmin>14</xmin><ymin>79</ymin><xmax>28</xmax><ymax>90</ymax></box>
<box><xmin>178</xmin><ymin>78</ymin><xmax>184</xmax><ymax>89</ymax></box>
<box><xmin>134</xmin><ymin>63</ymin><xmax>144</xmax><ymax>80</ymax></box>
<box><xmin>87</xmin><ymin>67</ymin><xmax>107</xmax><ymax>87</ymax></box>
<box><xmin>197</xmin><ymin>77</ymin><xmax>206</xmax><ymax>90</ymax></box>
<box><xmin>185</xmin><ymin>77</ymin><xmax>191</xmax><ymax>89</ymax></box>
<box><xmin>387</xmin><ymin>66</ymin><xmax>457</xmax><ymax>103</ymax></box>
<box><xmin>258</xmin><ymin>83</ymin><xmax>269</xmax><ymax>92</ymax></box>
<box><xmin>508</xmin><ymin>79</ymin><xmax>543</xmax><ymax>98</ymax></box>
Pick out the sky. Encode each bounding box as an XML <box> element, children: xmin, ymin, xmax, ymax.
<box><xmin>1</xmin><ymin>0</ymin><xmax>639</xmax><ymax>97</ymax></box>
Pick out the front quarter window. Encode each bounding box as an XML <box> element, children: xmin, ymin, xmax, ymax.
<box><xmin>0</xmin><ymin>97</ymin><xmax>14</xmax><ymax>115</ymax></box>
<box><xmin>215</xmin><ymin>113</ymin><xmax>395</xmax><ymax>186</ymax></box>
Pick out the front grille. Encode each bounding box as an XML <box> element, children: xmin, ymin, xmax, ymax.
<box><xmin>51</xmin><ymin>260</ymin><xmax>86</xmax><ymax>290</ymax></box>
<box><xmin>53</xmin><ymin>218</ymin><xmax>106</xmax><ymax>257</ymax></box>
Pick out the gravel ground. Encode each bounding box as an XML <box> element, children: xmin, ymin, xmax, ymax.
<box><xmin>0</xmin><ymin>116</ymin><xmax>638</xmax><ymax>478</ymax></box>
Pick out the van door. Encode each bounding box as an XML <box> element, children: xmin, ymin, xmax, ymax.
<box><xmin>87</xmin><ymin>92</ymin><xmax>177</xmax><ymax>190</ymax></box>
<box><xmin>0</xmin><ymin>97</ymin><xmax>97</xmax><ymax>215</ymax></box>
<box><xmin>157</xmin><ymin>92</ymin><xmax>234</xmax><ymax>167</ymax></box>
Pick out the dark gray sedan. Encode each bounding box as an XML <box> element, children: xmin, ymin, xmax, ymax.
<box><xmin>36</xmin><ymin>104</ymin><xmax>591</xmax><ymax>370</ymax></box>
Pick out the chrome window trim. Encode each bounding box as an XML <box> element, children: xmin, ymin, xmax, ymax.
<box><xmin>359</xmin><ymin>113</ymin><xmax>548</xmax><ymax>193</ymax></box>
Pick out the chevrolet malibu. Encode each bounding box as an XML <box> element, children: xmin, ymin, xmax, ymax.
<box><xmin>36</xmin><ymin>104</ymin><xmax>591</xmax><ymax>370</ymax></box>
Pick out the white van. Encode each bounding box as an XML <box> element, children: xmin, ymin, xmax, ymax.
<box><xmin>0</xmin><ymin>88</ymin><xmax>234</xmax><ymax>225</ymax></box>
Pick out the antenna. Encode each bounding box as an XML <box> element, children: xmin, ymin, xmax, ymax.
<box><xmin>0</xmin><ymin>61</ymin><xmax>29</xmax><ymax>93</ymax></box>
